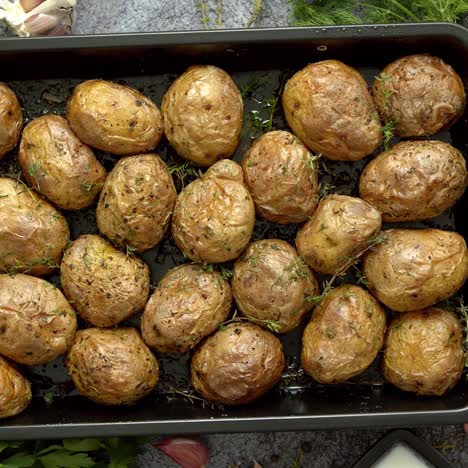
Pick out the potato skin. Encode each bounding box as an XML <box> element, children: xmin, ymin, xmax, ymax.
<box><xmin>364</xmin><ymin>229</ymin><xmax>468</xmax><ymax>312</ymax></box>
<box><xmin>67</xmin><ymin>79</ymin><xmax>163</xmax><ymax>155</ymax></box>
<box><xmin>66</xmin><ymin>327</ymin><xmax>159</xmax><ymax>405</ymax></box>
<box><xmin>0</xmin><ymin>274</ymin><xmax>77</xmax><ymax>365</ymax></box>
<box><xmin>0</xmin><ymin>83</ymin><xmax>22</xmax><ymax>159</ymax></box>
<box><xmin>296</xmin><ymin>195</ymin><xmax>382</xmax><ymax>275</ymax></box>
<box><xmin>162</xmin><ymin>65</ymin><xmax>243</xmax><ymax>167</ymax></box>
<box><xmin>172</xmin><ymin>160</ymin><xmax>255</xmax><ymax>263</ymax></box>
<box><xmin>232</xmin><ymin>239</ymin><xmax>318</xmax><ymax>333</ymax></box>
<box><xmin>191</xmin><ymin>322</ymin><xmax>285</xmax><ymax>405</ymax></box>
<box><xmin>0</xmin><ymin>177</ymin><xmax>69</xmax><ymax>276</ymax></box>
<box><xmin>97</xmin><ymin>154</ymin><xmax>176</xmax><ymax>252</ymax></box>
<box><xmin>384</xmin><ymin>308</ymin><xmax>464</xmax><ymax>396</ymax></box>
<box><xmin>241</xmin><ymin>131</ymin><xmax>319</xmax><ymax>224</ymax></box>
<box><xmin>373</xmin><ymin>54</ymin><xmax>465</xmax><ymax>137</ymax></box>
<box><xmin>282</xmin><ymin>60</ymin><xmax>382</xmax><ymax>161</ymax></box>
<box><xmin>0</xmin><ymin>356</ymin><xmax>31</xmax><ymax>419</ymax></box>
<box><xmin>18</xmin><ymin>115</ymin><xmax>107</xmax><ymax>210</ymax></box>
<box><xmin>301</xmin><ymin>285</ymin><xmax>386</xmax><ymax>384</ymax></box>
<box><xmin>359</xmin><ymin>140</ymin><xmax>467</xmax><ymax>222</ymax></box>
<box><xmin>60</xmin><ymin>234</ymin><xmax>150</xmax><ymax>327</ymax></box>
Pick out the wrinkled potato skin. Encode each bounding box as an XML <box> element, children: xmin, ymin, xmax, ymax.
<box><xmin>301</xmin><ymin>285</ymin><xmax>386</xmax><ymax>384</ymax></box>
<box><xmin>67</xmin><ymin>80</ymin><xmax>163</xmax><ymax>155</ymax></box>
<box><xmin>172</xmin><ymin>160</ymin><xmax>255</xmax><ymax>263</ymax></box>
<box><xmin>141</xmin><ymin>264</ymin><xmax>231</xmax><ymax>353</ymax></box>
<box><xmin>0</xmin><ymin>177</ymin><xmax>69</xmax><ymax>276</ymax></box>
<box><xmin>19</xmin><ymin>115</ymin><xmax>107</xmax><ymax>210</ymax></box>
<box><xmin>373</xmin><ymin>54</ymin><xmax>466</xmax><ymax>137</ymax></box>
<box><xmin>0</xmin><ymin>83</ymin><xmax>22</xmax><ymax>159</ymax></box>
<box><xmin>360</xmin><ymin>140</ymin><xmax>467</xmax><ymax>222</ymax></box>
<box><xmin>60</xmin><ymin>235</ymin><xmax>150</xmax><ymax>327</ymax></box>
<box><xmin>0</xmin><ymin>274</ymin><xmax>77</xmax><ymax>365</ymax></box>
<box><xmin>364</xmin><ymin>229</ymin><xmax>468</xmax><ymax>312</ymax></box>
<box><xmin>282</xmin><ymin>60</ymin><xmax>382</xmax><ymax>161</ymax></box>
<box><xmin>97</xmin><ymin>154</ymin><xmax>176</xmax><ymax>252</ymax></box>
<box><xmin>0</xmin><ymin>356</ymin><xmax>31</xmax><ymax>419</ymax></box>
<box><xmin>191</xmin><ymin>322</ymin><xmax>285</xmax><ymax>405</ymax></box>
<box><xmin>384</xmin><ymin>308</ymin><xmax>464</xmax><ymax>396</ymax></box>
<box><xmin>296</xmin><ymin>195</ymin><xmax>382</xmax><ymax>275</ymax></box>
<box><xmin>232</xmin><ymin>239</ymin><xmax>318</xmax><ymax>333</ymax></box>
<box><xmin>66</xmin><ymin>327</ymin><xmax>159</xmax><ymax>405</ymax></box>
<box><xmin>241</xmin><ymin>131</ymin><xmax>319</xmax><ymax>223</ymax></box>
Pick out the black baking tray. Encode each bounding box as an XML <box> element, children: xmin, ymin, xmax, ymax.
<box><xmin>1</xmin><ymin>23</ymin><xmax>468</xmax><ymax>439</ymax></box>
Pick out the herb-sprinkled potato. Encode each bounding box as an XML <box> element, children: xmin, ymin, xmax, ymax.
<box><xmin>0</xmin><ymin>83</ymin><xmax>22</xmax><ymax>159</ymax></box>
<box><xmin>0</xmin><ymin>356</ymin><xmax>31</xmax><ymax>419</ymax></box>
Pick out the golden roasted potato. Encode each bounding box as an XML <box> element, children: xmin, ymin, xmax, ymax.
<box><xmin>232</xmin><ymin>239</ymin><xmax>318</xmax><ymax>333</ymax></box>
<box><xmin>241</xmin><ymin>130</ymin><xmax>319</xmax><ymax>223</ymax></box>
<box><xmin>66</xmin><ymin>327</ymin><xmax>159</xmax><ymax>405</ymax></box>
<box><xmin>296</xmin><ymin>195</ymin><xmax>382</xmax><ymax>275</ymax></box>
<box><xmin>67</xmin><ymin>79</ymin><xmax>163</xmax><ymax>155</ymax></box>
<box><xmin>0</xmin><ymin>274</ymin><xmax>77</xmax><ymax>365</ymax></box>
<box><xmin>162</xmin><ymin>65</ymin><xmax>243</xmax><ymax>167</ymax></box>
<box><xmin>384</xmin><ymin>308</ymin><xmax>464</xmax><ymax>396</ymax></box>
<box><xmin>0</xmin><ymin>177</ymin><xmax>69</xmax><ymax>276</ymax></box>
<box><xmin>141</xmin><ymin>264</ymin><xmax>231</xmax><ymax>353</ymax></box>
<box><xmin>18</xmin><ymin>115</ymin><xmax>107</xmax><ymax>210</ymax></box>
<box><xmin>60</xmin><ymin>234</ymin><xmax>150</xmax><ymax>327</ymax></box>
<box><xmin>0</xmin><ymin>83</ymin><xmax>22</xmax><ymax>159</ymax></box>
<box><xmin>282</xmin><ymin>60</ymin><xmax>382</xmax><ymax>161</ymax></box>
<box><xmin>191</xmin><ymin>322</ymin><xmax>285</xmax><ymax>405</ymax></box>
<box><xmin>0</xmin><ymin>356</ymin><xmax>31</xmax><ymax>419</ymax></box>
<box><xmin>373</xmin><ymin>54</ymin><xmax>465</xmax><ymax>137</ymax></box>
<box><xmin>359</xmin><ymin>140</ymin><xmax>467</xmax><ymax>222</ymax></box>
<box><xmin>172</xmin><ymin>160</ymin><xmax>255</xmax><ymax>263</ymax></box>
<box><xmin>364</xmin><ymin>229</ymin><xmax>468</xmax><ymax>312</ymax></box>
<box><xmin>301</xmin><ymin>285</ymin><xmax>386</xmax><ymax>384</ymax></box>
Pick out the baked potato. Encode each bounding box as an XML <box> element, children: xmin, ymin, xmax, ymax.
<box><xmin>0</xmin><ymin>273</ymin><xmax>77</xmax><ymax>365</ymax></box>
<box><xmin>60</xmin><ymin>234</ymin><xmax>150</xmax><ymax>327</ymax></box>
<box><xmin>141</xmin><ymin>263</ymin><xmax>231</xmax><ymax>353</ymax></box>
<box><xmin>0</xmin><ymin>356</ymin><xmax>31</xmax><ymax>419</ymax></box>
<box><xmin>301</xmin><ymin>285</ymin><xmax>386</xmax><ymax>384</ymax></box>
<box><xmin>372</xmin><ymin>54</ymin><xmax>465</xmax><ymax>137</ymax></box>
<box><xmin>363</xmin><ymin>229</ymin><xmax>468</xmax><ymax>312</ymax></box>
<box><xmin>191</xmin><ymin>322</ymin><xmax>285</xmax><ymax>405</ymax></box>
<box><xmin>232</xmin><ymin>239</ymin><xmax>318</xmax><ymax>333</ymax></box>
<box><xmin>282</xmin><ymin>60</ymin><xmax>382</xmax><ymax>161</ymax></box>
<box><xmin>359</xmin><ymin>140</ymin><xmax>467</xmax><ymax>222</ymax></box>
<box><xmin>67</xmin><ymin>79</ymin><xmax>163</xmax><ymax>155</ymax></box>
<box><xmin>296</xmin><ymin>195</ymin><xmax>382</xmax><ymax>275</ymax></box>
<box><xmin>0</xmin><ymin>177</ymin><xmax>69</xmax><ymax>276</ymax></box>
<box><xmin>161</xmin><ymin>65</ymin><xmax>243</xmax><ymax>167</ymax></box>
<box><xmin>66</xmin><ymin>327</ymin><xmax>159</xmax><ymax>405</ymax></box>
<box><xmin>18</xmin><ymin>115</ymin><xmax>107</xmax><ymax>210</ymax></box>
<box><xmin>172</xmin><ymin>159</ymin><xmax>255</xmax><ymax>263</ymax></box>
<box><xmin>384</xmin><ymin>307</ymin><xmax>464</xmax><ymax>396</ymax></box>
<box><xmin>0</xmin><ymin>83</ymin><xmax>22</xmax><ymax>159</ymax></box>
<box><xmin>241</xmin><ymin>130</ymin><xmax>319</xmax><ymax>223</ymax></box>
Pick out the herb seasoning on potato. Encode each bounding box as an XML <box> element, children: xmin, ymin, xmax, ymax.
<box><xmin>0</xmin><ymin>83</ymin><xmax>22</xmax><ymax>159</ymax></box>
<box><xmin>0</xmin><ymin>356</ymin><xmax>31</xmax><ymax>419</ymax></box>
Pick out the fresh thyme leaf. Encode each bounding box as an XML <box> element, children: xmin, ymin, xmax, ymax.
<box><xmin>80</xmin><ymin>182</ymin><xmax>94</xmax><ymax>193</ymax></box>
<box><xmin>220</xmin><ymin>266</ymin><xmax>233</xmax><ymax>281</ymax></box>
<box><xmin>381</xmin><ymin>119</ymin><xmax>397</xmax><ymax>151</ymax></box>
<box><xmin>125</xmin><ymin>245</ymin><xmax>137</xmax><ymax>257</ymax></box>
<box><xmin>169</xmin><ymin>161</ymin><xmax>202</xmax><ymax>189</ymax></box>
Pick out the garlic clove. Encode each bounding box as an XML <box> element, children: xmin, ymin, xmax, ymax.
<box><xmin>24</xmin><ymin>12</ymin><xmax>59</xmax><ymax>35</ymax></box>
<box><xmin>154</xmin><ymin>437</ymin><xmax>209</xmax><ymax>468</ymax></box>
<box><xmin>20</xmin><ymin>0</ymin><xmax>44</xmax><ymax>12</ymax></box>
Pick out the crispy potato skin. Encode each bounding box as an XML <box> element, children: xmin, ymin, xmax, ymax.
<box><xmin>0</xmin><ymin>83</ymin><xmax>22</xmax><ymax>159</ymax></box>
<box><xmin>301</xmin><ymin>285</ymin><xmax>386</xmax><ymax>384</ymax></box>
<box><xmin>232</xmin><ymin>239</ymin><xmax>318</xmax><ymax>333</ymax></box>
<box><xmin>97</xmin><ymin>154</ymin><xmax>176</xmax><ymax>252</ymax></box>
<box><xmin>0</xmin><ymin>274</ymin><xmax>77</xmax><ymax>365</ymax></box>
<box><xmin>18</xmin><ymin>115</ymin><xmax>107</xmax><ymax>210</ymax></box>
<box><xmin>364</xmin><ymin>229</ymin><xmax>468</xmax><ymax>312</ymax></box>
<box><xmin>0</xmin><ymin>356</ymin><xmax>31</xmax><ymax>419</ymax></box>
<box><xmin>162</xmin><ymin>65</ymin><xmax>243</xmax><ymax>167</ymax></box>
<box><xmin>296</xmin><ymin>195</ymin><xmax>382</xmax><ymax>275</ymax></box>
<box><xmin>241</xmin><ymin>131</ymin><xmax>319</xmax><ymax>223</ymax></box>
<box><xmin>172</xmin><ymin>160</ymin><xmax>255</xmax><ymax>263</ymax></box>
<box><xmin>60</xmin><ymin>235</ymin><xmax>150</xmax><ymax>327</ymax></box>
<box><xmin>282</xmin><ymin>60</ymin><xmax>382</xmax><ymax>161</ymax></box>
<box><xmin>66</xmin><ymin>327</ymin><xmax>159</xmax><ymax>405</ymax></box>
<box><xmin>373</xmin><ymin>54</ymin><xmax>465</xmax><ymax>137</ymax></box>
<box><xmin>67</xmin><ymin>79</ymin><xmax>163</xmax><ymax>155</ymax></box>
<box><xmin>191</xmin><ymin>322</ymin><xmax>285</xmax><ymax>405</ymax></box>
<box><xmin>0</xmin><ymin>177</ymin><xmax>69</xmax><ymax>276</ymax></box>
<box><xmin>384</xmin><ymin>308</ymin><xmax>464</xmax><ymax>396</ymax></box>
<box><xmin>141</xmin><ymin>264</ymin><xmax>231</xmax><ymax>353</ymax></box>
<box><xmin>359</xmin><ymin>140</ymin><xmax>467</xmax><ymax>222</ymax></box>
